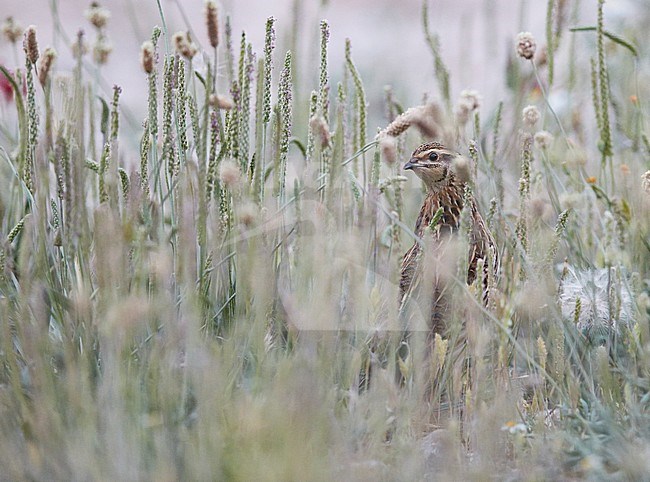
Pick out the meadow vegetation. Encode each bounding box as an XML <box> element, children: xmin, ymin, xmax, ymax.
<box><xmin>0</xmin><ymin>0</ymin><xmax>649</xmax><ymax>479</ymax></box>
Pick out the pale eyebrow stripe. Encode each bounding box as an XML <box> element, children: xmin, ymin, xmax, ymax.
<box><xmin>419</xmin><ymin>149</ymin><xmax>454</xmax><ymax>159</ymax></box>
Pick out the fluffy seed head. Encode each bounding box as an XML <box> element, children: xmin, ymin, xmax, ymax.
<box><xmin>140</xmin><ymin>40</ymin><xmax>155</xmax><ymax>74</ymax></box>
<box><xmin>559</xmin><ymin>192</ymin><xmax>582</xmax><ymax>210</ymax></box>
<box><xmin>72</xmin><ymin>30</ymin><xmax>88</xmax><ymax>59</ymax></box>
<box><xmin>522</xmin><ymin>105</ymin><xmax>541</xmax><ymax>127</ymax></box>
<box><xmin>37</xmin><ymin>47</ymin><xmax>57</xmax><ymax>86</ymax></box>
<box><xmin>93</xmin><ymin>36</ymin><xmax>113</xmax><ymax>65</ymax></box>
<box><xmin>516</xmin><ymin>31</ymin><xmax>536</xmax><ymax>60</ymax></box>
<box><xmin>378</xmin><ymin>133</ymin><xmax>398</xmax><ymax>165</ymax></box>
<box><xmin>642</xmin><ymin>171</ymin><xmax>650</xmax><ymax>195</ymax></box>
<box><xmin>380</xmin><ymin>103</ymin><xmax>444</xmax><ymax>139</ymax></box>
<box><xmin>452</xmin><ymin>155</ymin><xmax>471</xmax><ymax>183</ymax></box>
<box><xmin>382</xmin><ymin>112</ymin><xmax>411</xmax><ymax>138</ymax></box>
<box><xmin>529</xmin><ymin>196</ymin><xmax>551</xmax><ymax>222</ymax></box>
<box><xmin>237</xmin><ymin>202</ymin><xmax>258</xmax><ymax>227</ymax></box>
<box><xmin>173</xmin><ymin>31</ymin><xmax>198</xmax><ymax>60</ymax></box>
<box><xmin>209</xmin><ymin>94</ymin><xmax>233</xmax><ymax>110</ymax></box>
<box><xmin>219</xmin><ymin>160</ymin><xmax>241</xmax><ymax>187</ymax></box>
<box><xmin>458</xmin><ymin>89</ymin><xmax>481</xmax><ymax>111</ymax></box>
<box><xmin>205</xmin><ymin>1</ymin><xmax>219</xmax><ymax>48</ymax></box>
<box><xmin>23</xmin><ymin>25</ymin><xmax>39</xmax><ymax>64</ymax></box>
<box><xmin>534</xmin><ymin>130</ymin><xmax>553</xmax><ymax>149</ymax></box>
<box><xmin>455</xmin><ymin>89</ymin><xmax>481</xmax><ymax>124</ymax></box>
<box><xmin>309</xmin><ymin>115</ymin><xmax>331</xmax><ymax>149</ymax></box>
<box><xmin>85</xmin><ymin>2</ymin><xmax>111</xmax><ymax>29</ymax></box>
<box><xmin>411</xmin><ymin>103</ymin><xmax>444</xmax><ymax>138</ymax></box>
<box><xmin>2</xmin><ymin>16</ymin><xmax>23</xmax><ymax>44</ymax></box>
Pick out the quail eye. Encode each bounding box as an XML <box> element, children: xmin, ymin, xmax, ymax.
<box><xmin>428</xmin><ymin>152</ymin><xmax>439</xmax><ymax>161</ymax></box>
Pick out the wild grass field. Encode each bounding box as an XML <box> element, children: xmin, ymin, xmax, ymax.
<box><xmin>0</xmin><ymin>0</ymin><xmax>648</xmax><ymax>480</ymax></box>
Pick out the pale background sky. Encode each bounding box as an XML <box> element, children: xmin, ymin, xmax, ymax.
<box><xmin>0</xmin><ymin>0</ymin><xmax>642</xmax><ymax>148</ymax></box>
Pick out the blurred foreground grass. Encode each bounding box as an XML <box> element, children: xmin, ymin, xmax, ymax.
<box><xmin>0</xmin><ymin>1</ymin><xmax>649</xmax><ymax>479</ymax></box>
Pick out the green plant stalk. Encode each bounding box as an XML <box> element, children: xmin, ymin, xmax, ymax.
<box><xmin>306</xmin><ymin>90</ymin><xmax>318</xmax><ymax>163</ymax></box>
<box><xmin>491</xmin><ymin>101</ymin><xmax>503</xmax><ymax>169</ymax></box>
<box><xmin>0</xmin><ymin>66</ymin><xmax>28</xmax><ymax>178</ymax></box>
<box><xmin>98</xmin><ymin>142</ymin><xmax>110</xmax><ymax>203</ymax></box>
<box><xmin>318</xmin><ymin>20</ymin><xmax>330</xmax><ymax>123</ymax></box>
<box><xmin>422</xmin><ymin>0</ymin><xmax>451</xmax><ymax>111</ymax></box>
<box><xmin>546</xmin><ymin>0</ymin><xmax>555</xmax><ymax>87</ymax></box>
<box><xmin>596</xmin><ymin>0</ymin><xmax>613</xmax><ymax>170</ymax></box>
<box><xmin>253</xmin><ymin>57</ymin><xmax>265</xmax><ymax>203</ymax></box>
<box><xmin>345</xmin><ymin>39</ymin><xmax>367</xmax><ymax>187</ymax></box>
<box><xmin>225</xmin><ymin>16</ymin><xmax>234</xmax><ymax>84</ymax></box>
<box><xmin>43</xmin><ymin>80</ymin><xmax>54</xmax><ymax>152</ymax></box>
<box><xmin>24</xmin><ymin>61</ymin><xmax>37</xmax><ymax>193</ymax></box>
<box><xmin>240</xmin><ymin>43</ymin><xmax>254</xmax><ymax>172</ymax></box>
<box><xmin>139</xmin><ymin>120</ymin><xmax>151</xmax><ymax>198</ymax></box>
<box><xmin>176</xmin><ymin>59</ymin><xmax>188</xmax><ymax>163</ymax></box>
<box><xmin>276</xmin><ymin>51</ymin><xmax>293</xmax><ymax>201</ymax></box>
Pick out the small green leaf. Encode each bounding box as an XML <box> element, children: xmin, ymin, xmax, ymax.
<box><xmin>97</xmin><ymin>96</ymin><xmax>110</xmax><ymax>138</ymax></box>
<box><xmin>590</xmin><ymin>184</ymin><xmax>612</xmax><ymax>207</ymax></box>
<box><xmin>289</xmin><ymin>137</ymin><xmax>306</xmax><ymax>159</ymax></box>
<box><xmin>570</xmin><ymin>26</ymin><xmax>638</xmax><ymax>57</ymax></box>
<box><xmin>195</xmin><ymin>71</ymin><xmax>206</xmax><ymax>88</ymax></box>
<box><xmin>428</xmin><ymin>206</ymin><xmax>444</xmax><ymax>231</ymax></box>
<box><xmin>618</xmin><ymin>198</ymin><xmax>631</xmax><ymax>223</ymax></box>
<box><xmin>84</xmin><ymin>158</ymin><xmax>100</xmax><ymax>173</ymax></box>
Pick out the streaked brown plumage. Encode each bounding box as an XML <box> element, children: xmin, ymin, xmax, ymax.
<box><xmin>399</xmin><ymin>142</ymin><xmax>498</xmax><ymax>336</ymax></box>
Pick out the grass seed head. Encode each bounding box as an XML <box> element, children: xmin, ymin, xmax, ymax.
<box><xmin>2</xmin><ymin>16</ymin><xmax>23</xmax><ymax>44</ymax></box>
<box><xmin>455</xmin><ymin>89</ymin><xmax>481</xmax><ymax>125</ymax></box>
<box><xmin>23</xmin><ymin>25</ymin><xmax>39</xmax><ymax>64</ymax></box>
<box><xmin>93</xmin><ymin>36</ymin><xmax>112</xmax><ymax>64</ymax></box>
<box><xmin>516</xmin><ymin>31</ymin><xmax>536</xmax><ymax>60</ymax></box>
<box><xmin>37</xmin><ymin>47</ymin><xmax>56</xmax><ymax>86</ymax></box>
<box><xmin>209</xmin><ymin>93</ymin><xmax>233</xmax><ymax>110</ymax></box>
<box><xmin>219</xmin><ymin>160</ymin><xmax>241</xmax><ymax>188</ymax></box>
<box><xmin>378</xmin><ymin>133</ymin><xmax>398</xmax><ymax>164</ymax></box>
<box><xmin>205</xmin><ymin>0</ymin><xmax>219</xmax><ymax>48</ymax></box>
<box><xmin>72</xmin><ymin>29</ymin><xmax>88</xmax><ymax>59</ymax></box>
<box><xmin>534</xmin><ymin>130</ymin><xmax>553</xmax><ymax>149</ymax></box>
<box><xmin>140</xmin><ymin>40</ymin><xmax>155</xmax><ymax>74</ymax></box>
<box><xmin>522</xmin><ymin>105</ymin><xmax>541</xmax><ymax>128</ymax></box>
<box><xmin>85</xmin><ymin>2</ymin><xmax>110</xmax><ymax>29</ymax></box>
<box><xmin>452</xmin><ymin>154</ymin><xmax>471</xmax><ymax>184</ymax></box>
<box><xmin>173</xmin><ymin>31</ymin><xmax>198</xmax><ymax>60</ymax></box>
<box><xmin>380</xmin><ymin>102</ymin><xmax>444</xmax><ymax>139</ymax></box>
<box><xmin>308</xmin><ymin>115</ymin><xmax>331</xmax><ymax>149</ymax></box>
<box><xmin>237</xmin><ymin>202</ymin><xmax>258</xmax><ymax>227</ymax></box>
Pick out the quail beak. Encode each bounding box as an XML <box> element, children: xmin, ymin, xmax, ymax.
<box><xmin>404</xmin><ymin>158</ymin><xmax>421</xmax><ymax>171</ymax></box>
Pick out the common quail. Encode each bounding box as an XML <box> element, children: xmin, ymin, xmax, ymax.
<box><xmin>399</xmin><ymin>142</ymin><xmax>498</xmax><ymax>336</ymax></box>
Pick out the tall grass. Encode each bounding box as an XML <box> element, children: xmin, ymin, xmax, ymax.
<box><xmin>0</xmin><ymin>0</ymin><xmax>648</xmax><ymax>479</ymax></box>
